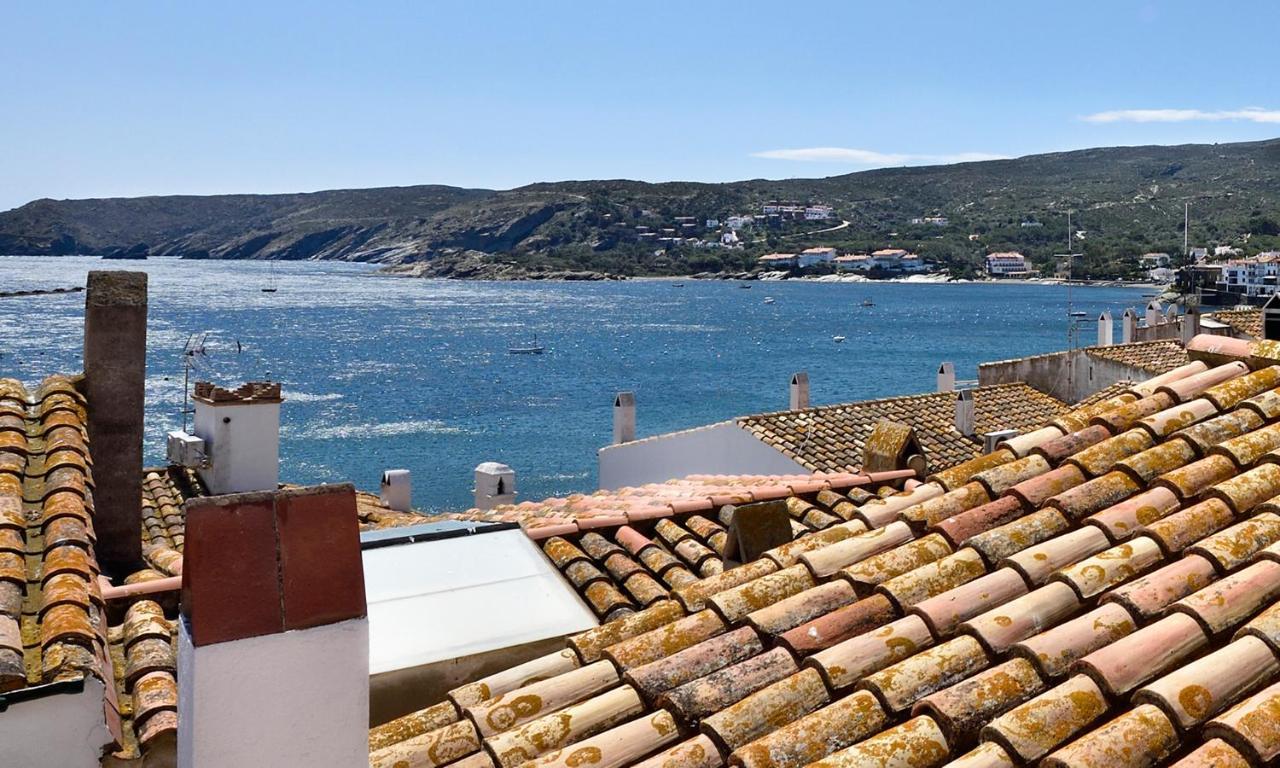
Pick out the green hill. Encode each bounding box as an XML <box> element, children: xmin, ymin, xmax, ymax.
<box><xmin>4</xmin><ymin>138</ymin><xmax>1280</xmax><ymax>278</ymax></box>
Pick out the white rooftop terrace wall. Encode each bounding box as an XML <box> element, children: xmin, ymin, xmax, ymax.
<box><xmin>0</xmin><ymin>677</ymin><xmax>110</xmax><ymax>768</ymax></box>
<box><xmin>598</xmin><ymin>421</ymin><xmax>808</xmax><ymax>490</ymax></box>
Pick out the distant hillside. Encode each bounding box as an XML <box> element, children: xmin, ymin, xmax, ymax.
<box><xmin>5</xmin><ymin>139</ymin><xmax>1280</xmax><ymax>278</ymax></box>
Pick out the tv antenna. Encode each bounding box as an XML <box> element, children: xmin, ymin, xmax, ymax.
<box><xmin>179</xmin><ymin>332</ymin><xmax>244</xmax><ymax>432</ymax></box>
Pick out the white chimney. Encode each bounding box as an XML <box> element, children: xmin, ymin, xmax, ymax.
<box><xmin>954</xmin><ymin>389</ymin><xmax>975</xmax><ymax>437</ymax></box>
<box><xmin>178</xmin><ymin>485</ymin><xmax>368</xmax><ymax>768</ymax></box>
<box><xmin>380</xmin><ymin>469</ymin><xmax>411</xmax><ymax>512</ymax></box>
<box><xmin>1164</xmin><ymin>304</ymin><xmax>1178</xmax><ymax>325</ymax></box>
<box><xmin>1181</xmin><ymin>306</ymin><xmax>1201</xmax><ymax>344</ymax></box>
<box><xmin>613</xmin><ymin>392</ymin><xmax>636</xmax><ymax>444</ymax></box>
<box><xmin>790</xmin><ymin>372</ymin><xmax>810</xmax><ymax>410</ymax></box>
<box><xmin>937</xmin><ymin>362</ymin><xmax>956</xmax><ymax>392</ymax></box>
<box><xmin>475</xmin><ymin>462</ymin><xmax>516</xmax><ymax>510</ymax></box>
<box><xmin>1122</xmin><ymin>309</ymin><xmax>1138</xmax><ymax>343</ymax></box>
<box><xmin>1145</xmin><ymin>300</ymin><xmax>1161</xmax><ymax>328</ymax></box>
<box><xmin>1097</xmin><ymin>310</ymin><xmax>1113</xmax><ymax>346</ymax></box>
<box><xmin>191</xmin><ymin>381</ymin><xmax>281</xmax><ymax>494</ymax></box>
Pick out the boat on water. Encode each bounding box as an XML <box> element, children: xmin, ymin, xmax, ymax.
<box><xmin>261</xmin><ymin>262</ymin><xmax>279</xmax><ymax>293</ymax></box>
<box><xmin>739</xmin><ymin>283</ymin><xmax>752</xmax><ymax>289</ymax></box>
<box><xmin>672</xmin><ymin>283</ymin><xmax>685</xmax><ymax>287</ymax></box>
<box><xmin>763</xmin><ymin>297</ymin><xmax>775</xmax><ymax>304</ymax></box>
<box><xmin>832</xmin><ymin>335</ymin><xmax>846</xmax><ymax>343</ymax></box>
<box><xmin>508</xmin><ymin>333</ymin><xmax>546</xmax><ymax>355</ymax></box>
<box><xmin>860</xmin><ymin>298</ymin><xmax>874</xmax><ymax>307</ymax></box>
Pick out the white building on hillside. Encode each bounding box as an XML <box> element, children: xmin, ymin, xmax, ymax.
<box><xmin>985</xmin><ymin>251</ymin><xmax>1030</xmax><ymax>277</ymax></box>
<box><xmin>798</xmin><ymin>247</ymin><xmax>837</xmax><ymax>267</ymax></box>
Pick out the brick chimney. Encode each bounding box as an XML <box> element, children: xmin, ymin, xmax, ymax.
<box><xmin>191</xmin><ymin>381</ymin><xmax>282</xmax><ymax>494</ymax></box>
<box><xmin>178</xmin><ymin>484</ymin><xmax>368</xmax><ymax>767</ymax></box>
<box><xmin>83</xmin><ymin>270</ymin><xmax>147</xmax><ymax>574</ymax></box>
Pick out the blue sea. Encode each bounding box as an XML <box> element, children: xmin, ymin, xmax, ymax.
<box><xmin>0</xmin><ymin>256</ymin><xmax>1149</xmax><ymax>511</ymax></box>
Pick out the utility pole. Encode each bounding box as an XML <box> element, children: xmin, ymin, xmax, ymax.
<box><xmin>1184</xmin><ymin>202</ymin><xmax>1190</xmax><ymax>258</ymax></box>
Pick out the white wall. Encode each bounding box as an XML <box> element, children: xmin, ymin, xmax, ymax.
<box><xmin>0</xmin><ymin>677</ymin><xmax>110</xmax><ymax>768</ymax></box>
<box><xmin>193</xmin><ymin>401</ymin><xmax>280</xmax><ymax>494</ymax></box>
<box><xmin>598</xmin><ymin>421</ymin><xmax>808</xmax><ymax>490</ymax></box>
<box><xmin>178</xmin><ymin>617</ymin><xmax>369</xmax><ymax>768</ymax></box>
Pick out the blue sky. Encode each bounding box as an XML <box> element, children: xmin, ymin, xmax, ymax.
<box><xmin>3</xmin><ymin>1</ymin><xmax>1280</xmax><ymax>211</ymax></box>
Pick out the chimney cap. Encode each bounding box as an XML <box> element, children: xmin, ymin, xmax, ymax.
<box><xmin>614</xmin><ymin>391</ymin><xmax>635</xmax><ymax>407</ymax></box>
<box><xmin>85</xmin><ymin>270</ymin><xmax>147</xmax><ymax>306</ymax></box>
<box><xmin>193</xmin><ymin>380</ymin><xmax>283</xmax><ymax>404</ymax></box>
<box><xmin>791</xmin><ymin>372</ymin><xmax>809</xmax><ymax>386</ymax></box>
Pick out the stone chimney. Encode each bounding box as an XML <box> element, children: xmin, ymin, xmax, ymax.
<box><xmin>613</xmin><ymin>392</ymin><xmax>636</xmax><ymax>444</ymax></box>
<box><xmin>380</xmin><ymin>469</ymin><xmax>411</xmax><ymax>512</ymax></box>
<box><xmin>191</xmin><ymin>381</ymin><xmax>282</xmax><ymax>494</ymax></box>
<box><xmin>936</xmin><ymin>362</ymin><xmax>956</xmax><ymax>392</ymax></box>
<box><xmin>1097</xmin><ymin>310</ymin><xmax>1113</xmax><ymax>346</ymax></box>
<box><xmin>178</xmin><ymin>484</ymin><xmax>368</xmax><ymax>768</ymax></box>
<box><xmin>790</xmin><ymin>372</ymin><xmax>810</xmax><ymax>411</ymax></box>
<box><xmin>954</xmin><ymin>389</ymin><xmax>976</xmax><ymax>437</ymax></box>
<box><xmin>1122</xmin><ymin>309</ymin><xmax>1138</xmax><ymax>343</ymax></box>
<box><xmin>475</xmin><ymin>462</ymin><xmax>516</xmax><ymax>509</ymax></box>
<box><xmin>83</xmin><ymin>270</ymin><xmax>147</xmax><ymax>574</ymax></box>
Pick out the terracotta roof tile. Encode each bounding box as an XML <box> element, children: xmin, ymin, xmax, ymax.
<box><xmin>1085</xmin><ymin>340</ymin><xmax>1191</xmax><ymax>374</ymax></box>
<box><xmin>1212</xmin><ymin>308</ymin><xmax>1262</xmax><ymax>339</ymax></box>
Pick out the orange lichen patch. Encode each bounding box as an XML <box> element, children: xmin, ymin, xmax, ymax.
<box><xmin>1203</xmin><ymin>679</ymin><xmax>1280</xmax><ymax>765</ymax></box>
<box><xmin>1045</xmin><ymin>471</ymin><xmax>1143</xmax><ymax>522</ymax></box>
<box><xmin>673</xmin><ymin>560</ymin><xmax>779</xmax><ymax>613</ymax></box>
<box><xmin>1113</xmin><ymin>439</ymin><xmax>1197</xmax><ymax>485</ymax></box>
<box><xmin>632</xmin><ymin>735</ymin><xmax>722</xmax><ymax>768</ymax></box>
<box><xmin>899</xmin><ymin>484</ymin><xmax>991</xmax><ymax>531</ymax></box>
<box><xmin>966</xmin><ymin>509</ymin><xmax>1070</xmax><ymax>566</ymax></box>
<box><xmin>1236</xmin><ymin>599</ymin><xmax>1280</xmax><ymax>652</ymax></box>
<box><xmin>861</xmin><ymin>635</ymin><xmax>990</xmax><ymax>713</ymax></box>
<box><xmin>982</xmin><ymin>674</ymin><xmax>1108</xmax><ymax>762</ymax></box>
<box><xmin>1188</xmin><ymin>512</ymin><xmax>1280</xmax><ymax>572</ymax></box>
<box><xmin>1206</xmin><ymin>463</ymin><xmax>1280</xmax><ymax>517</ymax></box>
<box><xmin>1140</xmin><ymin>498</ymin><xmax>1236</xmax><ymax>555</ymax></box>
<box><xmin>1011</xmin><ymin>603</ymin><xmax>1135</xmax><ymax>680</ymax></box>
<box><xmin>928</xmin><ymin>451</ymin><xmax>1015</xmax><ymax>492</ymax></box>
<box><xmin>1085</xmin><ymin>486</ymin><xmax>1181</xmax><ymax>541</ymax></box>
<box><xmin>1173</xmin><ymin>559</ymin><xmax>1280</xmax><ymax>636</ymax></box>
<box><xmin>730</xmin><ymin>690</ymin><xmax>887</xmax><ymax>768</ymax></box>
<box><xmin>569</xmin><ymin>601</ymin><xmax>686</xmax><ymax>663</ymax></box>
<box><xmin>1203</xmin><ymin>366</ymin><xmax>1280</xmax><ymax>410</ymax></box>
<box><xmin>1034</xmin><ymin>425</ymin><xmax>1114</xmax><ymax>466</ymax></box>
<box><xmin>657</xmin><ymin>647</ymin><xmax>797</xmax><ymax>724</ymax></box>
<box><xmin>1004</xmin><ymin>527</ymin><xmax>1111</xmax><ymax>586</ymax></box>
<box><xmin>856</xmin><ymin>483</ymin><xmax>946</xmax><ymax>528</ymax></box>
<box><xmin>700</xmin><ymin>668</ymin><xmax>828</xmax><ymax>751</ymax></box>
<box><xmin>604</xmin><ymin>610</ymin><xmax>727</xmax><ymax>670</ymax></box>
<box><xmin>878</xmin><ymin>548</ymin><xmax>988</xmax><ymax>610</ymax></box>
<box><xmin>840</xmin><ymin>534</ymin><xmax>953</xmax><ymax>592</ymax></box>
<box><xmin>707</xmin><ymin>565</ymin><xmax>816</xmax><ymax>624</ymax></box>
<box><xmin>1004</xmin><ymin>465</ymin><xmax>1087</xmax><ymax>510</ymax></box>
<box><xmin>487</xmin><ymin>686</ymin><xmax>645</xmax><ymax>768</ymax></box>
<box><xmin>911</xmin><ymin>568</ymin><xmax>1028</xmax><ymax>638</ymax></box>
<box><xmin>1041</xmin><ymin>703</ymin><xmax>1178</xmax><ymax>768</ymax></box>
<box><xmin>961</xmin><ymin>581</ymin><xmax>1081</xmax><ymax>655</ymax></box>
<box><xmin>626</xmin><ymin>626</ymin><xmax>763</xmax><ymax>701</ymax></box>
<box><xmin>1138</xmin><ymin>398</ymin><xmax>1217</xmax><ymax>440</ymax></box>
<box><xmin>369</xmin><ymin>717</ymin><xmax>482</xmax><ymax>768</ymax></box>
<box><xmin>1053</xmin><ymin>536</ymin><xmax>1164</xmax><ymax>599</ymax></box>
<box><xmin>1066</xmin><ymin>428</ymin><xmax>1155</xmax><ymax>478</ymax></box>
<box><xmin>1090</xmin><ymin>393</ymin><xmax>1174</xmax><ymax>434</ymax></box>
<box><xmin>800</xmin><ymin>522</ymin><xmax>915</xmax><ymax>579</ymax></box>
<box><xmin>1171</xmin><ymin>738</ymin><xmax>1252</xmax><ymax>768</ymax></box>
<box><xmin>544</xmin><ymin>538</ymin><xmax>591</xmax><ymax>569</ymax></box>
<box><xmin>808</xmin><ymin>614</ymin><xmax>934</xmax><ymax>691</ymax></box>
<box><xmin>1173</xmin><ymin>408</ymin><xmax>1262</xmax><ymax>455</ymax></box>
<box><xmin>1241</xmin><ymin>387</ymin><xmax>1280</xmax><ymax>421</ymax></box>
<box><xmin>369</xmin><ymin>700</ymin><xmax>460</xmax><ymax>752</ymax></box>
<box><xmin>762</xmin><ymin>520</ymin><xmax>867</xmax><ymax>569</ymax></box>
<box><xmin>971</xmin><ymin>455</ymin><xmax>1052</xmax><ymax>498</ymax></box>
<box><xmin>1159</xmin><ymin>454</ymin><xmax>1242</xmax><ymax>500</ymax></box>
<box><xmin>1158</xmin><ymin>361</ymin><xmax>1250</xmax><ymax>402</ymax></box>
<box><xmin>745</xmin><ymin>581</ymin><xmax>857</xmax><ymax>636</ymax></box>
<box><xmin>1076</xmin><ymin>613</ymin><xmax>1209</xmax><ymax>697</ymax></box>
<box><xmin>467</xmin><ymin>661</ymin><xmax>621</xmax><ymax>738</ymax></box>
<box><xmin>1212</xmin><ymin>422</ymin><xmax>1280</xmax><ymax>468</ymax></box>
<box><xmin>807</xmin><ymin>715</ymin><xmax>950</xmax><ymax>768</ymax></box>
<box><xmin>996</xmin><ymin>426</ymin><xmax>1065</xmax><ymax>458</ymax></box>
<box><xmin>526</xmin><ymin>711</ymin><xmax>681</xmax><ymax>768</ymax></box>
<box><xmin>913</xmin><ymin>658</ymin><xmax>1045</xmax><ymax>749</ymax></box>
<box><xmin>775</xmin><ymin>593</ymin><xmax>897</xmax><ymax>655</ymax></box>
<box><xmin>1135</xmin><ymin>636</ymin><xmax>1278</xmax><ymax>729</ymax></box>
<box><xmin>1102</xmin><ymin>554</ymin><xmax>1217</xmax><ymax>621</ymax></box>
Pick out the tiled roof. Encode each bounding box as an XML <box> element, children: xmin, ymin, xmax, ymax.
<box><xmin>366</xmin><ymin>343</ymin><xmax>1280</xmax><ymax>768</ymax></box>
<box><xmin>0</xmin><ymin>377</ymin><xmax>113</xmax><ymax>706</ymax></box>
<box><xmin>107</xmin><ymin>599</ymin><xmax>177</xmax><ymax>759</ymax></box>
<box><xmin>1071</xmin><ymin>379</ymin><xmax>1135</xmax><ymax>409</ymax></box>
<box><xmin>1085</xmin><ymin>339</ymin><xmax>1190</xmax><ymax>374</ymax></box>
<box><xmin>1213</xmin><ymin>308</ymin><xmax>1262</xmax><ymax>339</ymax></box>
<box><xmin>737</xmin><ymin>383</ymin><xmax>1070</xmax><ymax>473</ymax></box>
<box><xmin>135</xmin><ymin>467</ymin><xmax>204</xmax><ymax>579</ymax></box>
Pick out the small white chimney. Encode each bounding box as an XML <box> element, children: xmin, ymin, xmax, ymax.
<box><xmin>613</xmin><ymin>392</ymin><xmax>636</xmax><ymax>444</ymax></box>
<box><xmin>954</xmin><ymin>389</ymin><xmax>975</xmax><ymax>437</ymax></box>
<box><xmin>790</xmin><ymin>372</ymin><xmax>810</xmax><ymax>410</ymax></box>
<box><xmin>937</xmin><ymin>362</ymin><xmax>956</xmax><ymax>392</ymax></box>
<box><xmin>1181</xmin><ymin>306</ymin><xmax>1200</xmax><ymax>344</ymax></box>
<box><xmin>1097</xmin><ymin>310</ymin><xmax>1113</xmax><ymax>346</ymax></box>
<box><xmin>1145</xmin><ymin>300</ymin><xmax>1162</xmax><ymax>328</ymax></box>
<box><xmin>1122</xmin><ymin>309</ymin><xmax>1138</xmax><ymax>343</ymax></box>
<box><xmin>191</xmin><ymin>381</ymin><xmax>281</xmax><ymax>494</ymax></box>
<box><xmin>380</xmin><ymin>469</ymin><xmax>411</xmax><ymax>512</ymax></box>
<box><xmin>1164</xmin><ymin>304</ymin><xmax>1178</xmax><ymax>325</ymax></box>
<box><xmin>475</xmin><ymin>462</ymin><xmax>516</xmax><ymax>510</ymax></box>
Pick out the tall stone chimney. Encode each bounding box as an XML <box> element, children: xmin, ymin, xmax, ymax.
<box><xmin>790</xmin><ymin>372</ymin><xmax>810</xmax><ymax>410</ymax></box>
<box><xmin>1122</xmin><ymin>309</ymin><xmax>1138</xmax><ymax>344</ymax></box>
<box><xmin>613</xmin><ymin>392</ymin><xmax>636</xmax><ymax>444</ymax></box>
<box><xmin>191</xmin><ymin>381</ymin><xmax>282</xmax><ymax>494</ymax></box>
<box><xmin>1097</xmin><ymin>310</ymin><xmax>1113</xmax><ymax>346</ymax></box>
<box><xmin>954</xmin><ymin>388</ymin><xmax>976</xmax><ymax>437</ymax></box>
<box><xmin>178</xmin><ymin>484</ymin><xmax>368</xmax><ymax>767</ymax></box>
<box><xmin>83</xmin><ymin>270</ymin><xmax>147</xmax><ymax>574</ymax></box>
<box><xmin>936</xmin><ymin>362</ymin><xmax>956</xmax><ymax>392</ymax></box>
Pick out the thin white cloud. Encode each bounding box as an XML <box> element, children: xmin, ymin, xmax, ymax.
<box><xmin>1082</xmin><ymin>107</ymin><xmax>1280</xmax><ymax>124</ymax></box>
<box><xmin>751</xmin><ymin>147</ymin><xmax>1008</xmax><ymax>165</ymax></box>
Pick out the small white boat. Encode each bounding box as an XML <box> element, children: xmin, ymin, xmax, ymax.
<box><xmin>508</xmin><ymin>333</ymin><xmax>546</xmax><ymax>355</ymax></box>
<box><xmin>763</xmin><ymin>297</ymin><xmax>775</xmax><ymax>304</ymax></box>
<box><xmin>832</xmin><ymin>335</ymin><xmax>846</xmax><ymax>343</ymax></box>
<box><xmin>860</xmin><ymin>298</ymin><xmax>874</xmax><ymax>307</ymax></box>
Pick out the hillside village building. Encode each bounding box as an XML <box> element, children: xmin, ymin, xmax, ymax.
<box><xmin>985</xmin><ymin>251</ymin><xmax>1032</xmax><ymax>277</ymax></box>
<box><xmin>9</xmin><ymin>273</ymin><xmax>1280</xmax><ymax>768</ymax></box>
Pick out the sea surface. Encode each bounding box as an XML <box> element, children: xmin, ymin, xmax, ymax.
<box><xmin>0</xmin><ymin>256</ymin><xmax>1150</xmax><ymax>510</ymax></box>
